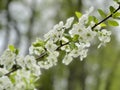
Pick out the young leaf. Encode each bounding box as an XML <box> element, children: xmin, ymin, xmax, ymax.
<box><xmin>113</xmin><ymin>12</ymin><xmax>120</xmax><ymax>18</ymax></box>
<box><xmin>9</xmin><ymin>45</ymin><xmax>15</xmax><ymax>52</ymax></box>
<box><xmin>75</xmin><ymin>11</ymin><xmax>82</xmax><ymax>18</ymax></box>
<box><xmin>64</xmin><ymin>34</ymin><xmax>72</xmax><ymax>41</ymax></box>
<box><xmin>93</xmin><ymin>16</ymin><xmax>98</xmax><ymax>23</ymax></box>
<box><xmin>87</xmin><ymin>16</ymin><xmax>98</xmax><ymax>26</ymax></box>
<box><xmin>15</xmin><ymin>49</ymin><xmax>19</xmax><ymax>55</ymax></box>
<box><xmin>69</xmin><ymin>42</ymin><xmax>77</xmax><ymax>50</ymax></box>
<box><xmin>109</xmin><ymin>6</ymin><xmax>115</xmax><ymax>13</ymax></box>
<box><xmin>86</xmin><ymin>16</ymin><xmax>93</xmax><ymax>26</ymax></box>
<box><xmin>72</xmin><ymin>34</ymin><xmax>79</xmax><ymax>42</ymax></box>
<box><xmin>33</xmin><ymin>39</ymin><xmax>45</xmax><ymax>47</ymax></box>
<box><xmin>98</xmin><ymin>9</ymin><xmax>106</xmax><ymax>18</ymax></box>
<box><xmin>100</xmin><ymin>23</ymin><xmax>106</xmax><ymax>27</ymax></box>
<box><xmin>108</xmin><ymin>20</ymin><xmax>119</xmax><ymax>26</ymax></box>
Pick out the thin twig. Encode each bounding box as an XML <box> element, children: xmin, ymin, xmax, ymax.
<box><xmin>36</xmin><ymin>42</ymin><xmax>70</xmax><ymax>61</ymax></box>
<box><xmin>36</xmin><ymin>5</ymin><xmax>120</xmax><ymax>60</ymax></box>
<box><xmin>56</xmin><ymin>42</ymin><xmax>70</xmax><ymax>50</ymax></box>
<box><xmin>5</xmin><ymin>66</ymin><xmax>21</xmax><ymax>76</ymax></box>
<box><xmin>92</xmin><ymin>5</ymin><xmax>120</xmax><ymax>30</ymax></box>
<box><xmin>36</xmin><ymin>52</ymin><xmax>47</xmax><ymax>60</ymax></box>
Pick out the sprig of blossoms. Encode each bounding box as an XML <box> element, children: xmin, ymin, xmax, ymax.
<box><xmin>0</xmin><ymin>3</ymin><xmax>120</xmax><ymax>89</ymax></box>
<box><xmin>29</xmin><ymin>7</ymin><xmax>113</xmax><ymax>67</ymax></box>
<box><xmin>0</xmin><ymin>48</ymin><xmax>41</xmax><ymax>89</ymax></box>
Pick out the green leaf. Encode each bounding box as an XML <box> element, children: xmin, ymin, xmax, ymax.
<box><xmin>33</xmin><ymin>39</ymin><xmax>45</xmax><ymax>47</ymax></box>
<box><xmin>64</xmin><ymin>34</ymin><xmax>72</xmax><ymax>41</ymax></box>
<box><xmin>113</xmin><ymin>12</ymin><xmax>120</xmax><ymax>18</ymax></box>
<box><xmin>10</xmin><ymin>72</ymin><xmax>17</xmax><ymax>83</ymax></box>
<box><xmin>8</xmin><ymin>45</ymin><xmax>19</xmax><ymax>54</ymax></box>
<box><xmin>86</xmin><ymin>16</ymin><xmax>93</xmax><ymax>26</ymax></box>
<box><xmin>86</xmin><ymin>16</ymin><xmax>98</xmax><ymax>26</ymax></box>
<box><xmin>15</xmin><ymin>49</ymin><xmax>19</xmax><ymax>55</ymax></box>
<box><xmin>69</xmin><ymin>42</ymin><xmax>77</xmax><ymax>50</ymax></box>
<box><xmin>93</xmin><ymin>16</ymin><xmax>98</xmax><ymax>23</ymax></box>
<box><xmin>72</xmin><ymin>34</ymin><xmax>79</xmax><ymax>42</ymax></box>
<box><xmin>100</xmin><ymin>23</ymin><xmax>106</xmax><ymax>27</ymax></box>
<box><xmin>75</xmin><ymin>11</ymin><xmax>82</xmax><ymax>18</ymax></box>
<box><xmin>98</xmin><ymin>9</ymin><xmax>106</xmax><ymax>18</ymax></box>
<box><xmin>109</xmin><ymin>6</ymin><xmax>115</xmax><ymax>13</ymax></box>
<box><xmin>9</xmin><ymin>45</ymin><xmax>15</xmax><ymax>52</ymax></box>
<box><xmin>108</xmin><ymin>20</ymin><xmax>119</xmax><ymax>26</ymax></box>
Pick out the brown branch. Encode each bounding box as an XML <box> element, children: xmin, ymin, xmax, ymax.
<box><xmin>36</xmin><ymin>52</ymin><xmax>47</xmax><ymax>60</ymax></box>
<box><xmin>4</xmin><ymin>66</ymin><xmax>21</xmax><ymax>76</ymax></box>
<box><xmin>56</xmin><ymin>41</ymin><xmax>70</xmax><ymax>50</ymax></box>
<box><xmin>36</xmin><ymin>42</ymin><xmax>70</xmax><ymax>61</ymax></box>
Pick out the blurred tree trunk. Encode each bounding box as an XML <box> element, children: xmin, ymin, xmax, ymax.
<box><xmin>2</xmin><ymin>0</ymin><xmax>12</xmax><ymax>51</ymax></box>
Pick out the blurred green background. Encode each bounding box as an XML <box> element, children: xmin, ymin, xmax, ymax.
<box><xmin>0</xmin><ymin>0</ymin><xmax>120</xmax><ymax>90</ymax></box>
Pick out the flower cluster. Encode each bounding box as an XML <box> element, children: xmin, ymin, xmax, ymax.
<box><xmin>0</xmin><ymin>5</ymin><xmax>114</xmax><ymax>90</ymax></box>
<box><xmin>30</xmin><ymin>7</ymin><xmax>111</xmax><ymax>67</ymax></box>
<box><xmin>0</xmin><ymin>49</ymin><xmax>40</xmax><ymax>89</ymax></box>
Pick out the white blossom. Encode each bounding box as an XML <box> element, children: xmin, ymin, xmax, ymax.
<box><xmin>47</xmin><ymin>51</ymin><xmax>59</xmax><ymax>65</ymax></box>
<box><xmin>68</xmin><ymin>46</ymin><xmax>88</xmax><ymax>61</ymax></box>
<box><xmin>38</xmin><ymin>60</ymin><xmax>52</xmax><ymax>69</ymax></box>
<box><xmin>0</xmin><ymin>68</ymin><xmax>9</xmax><ymax>77</ymax></box>
<box><xmin>44</xmin><ymin>29</ymin><xmax>64</xmax><ymax>42</ymax></box>
<box><xmin>30</xmin><ymin>64</ymin><xmax>41</xmax><ymax>76</ymax></box>
<box><xmin>64</xmin><ymin>17</ymin><xmax>74</xmax><ymax>29</ymax></box>
<box><xmin>98</xmin><ymin>29</ymin><xmax>111</xmax><ymax>48</ymax></box>
<box><xmin>69</xmin><ymin>49</ymin><xmax>80</xmax><ymax>58</ymax></box>
<box><xmin>0</xmin><ymin>50</ymin><xmax>16</xmax><ymax>70</ymax></box>
<box><xmin>62</xmin><ymin>37</ymin><xmax>69</xmax><ymax>43</ymax></box>
<box><xmin>78</xmin><ymin>27</ymin><xmax>96</xmax><ymax>42</ymax></box>
<box><xmin>45</xmin><ymin>41</ymin><xmax>58</xmax><ymax>52</ymax></box>
<box><xmin>38</xmin><ymin>51</ymin><xmax>59</xmax><ymax>69</ymax></box>
<box><xmin>79</xmin><ymin>7</ymin><xmax>94</xmax><ymax>24</ymax></box>
<box><xmin>53</xmin><ymin>21</ymin><xmax>64</xmax><ymax>30</ymax></box>
<box><xmin>69</xmin><ymin>7</ymin><xmax>96</xmax><ymax>44</ymax></box>
<box><xmin>29</xmin><ymin>46</ymin><xmax>45</xmax><ymax>55</ymax></box>
<box><xmin>44</xmin><ymin>21</ymin><xmax>64</xmax><ymax>42</ymax></box>
<box><xmin>24</xmin><ymin>55</ymin><xmax>41</xmax><ymax>76</ymax></box>
<box><xmin>61</xmin><ymin>45</ymin><xmax>71</xmax><ymax>52</ymax></box>
<box><xmin>15</xmin><ymin>69</ymin><xmax>31</xmax><ymax>83</ymax></box>
<box><xmin>62</xmin><ymin>53</ymin><xmax>73</xmax><ymax>65</ymax></box>
<box><xmin>14</xmin><ymin>69</ymin><xmax>35</xmax><ymax>90</ymax></box>
<box><xmin>24</xmin><ymin>55</ymin><xmax>36</xmax><ymax>68</ymax></box>
<box><xmin>76</xmin><ymin>42</ymin><xmax>90</xmax><ymax>48</ymax></box>
<box><xmin>16</xmin><ymin>56</ymin><xmax>25</xmax><ymax>68</ymax></box>
<box><xmin>0</xmin><ymin>76</ymin><xmax>13</xmax><ymax>90</ymax></box>
<box><xmin>14</xmin><ymin>81</ymin><xmax>26</xmax><ymax>90</ymax></box>
<box><xmin>79</xmin><ymin>49</ymin><xmax>88</xmax><ymax>61</ymax></box>
<box><xmin>69</xmin><ymin>23</ymin><xmax>83</xmax><ymax>36</ymax></box>
<box><xmin>29</xmin><ymin>38</ymin><xmax>45</xmax><ymax>55</ymax></box>
<box><xmin>78</xmin><ymin>7</ymin><xmax>94</xmax><ymax>26</ymax></box>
